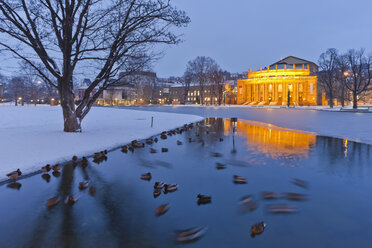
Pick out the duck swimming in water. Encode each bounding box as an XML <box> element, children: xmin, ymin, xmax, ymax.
<box><xmin>164</xmin><ymin>184</ymin><xmax>178</xmax><ymax>193</ymax></box>
<box><xmin>41</xmin><ymin>164</ymin><xmax>51</xmax><ymax>172</ymax></box>
<box><xmin>140</xmin><ymin>172</ymin><xmax>152</xmax><ymax>181</ymax></box>
<box><xmin>46</xmin><ymin>196</ymin><xmax>60</xmax><ymax>208</ymax></box>
<box><xmin>154</xmin><ymin>181</ymin><xmax>165</xmax><ymax>189</ymax></box>
<box><xmin>79</xmin><ymin>180</ymin><xmax>89</xmax><ymax>190</ymax></box>
<box><xmin>233</xmin><ymin>175</ymin><xmax>247</xmax><ymax>184</ymax></box>
<box><xmin>197</xmin><ymin>194</ymin><xmax>212</xmax><ymax>205</ymax></box>
<box><xmin>251</xmin><ymin>222</ymin><xmax>266</xmax><ymax>237</ymax></box>
<box><xmin>174</xmin><ymin>226</ymin><xmax>208</xmax><ymax>243</ymax></box>
<box><xmin>52</xmin><ymin>164</ymin><xmax>61</xmax><ymax>172</ymax></box>
<box><xmin>64</xmin><ymin>195</ymin><xmax>79</xmax><ymax>206</ymax></box>
<box><xmin>6</xmin><ymin>169</ymin><xmax>22</xmax><ymax>181</ymax></box>
<box><xmin>156</xmin><ymin>204</ymin><xmax>169</xmax><ymax>216</ymax></box>
<box><xmin>153</xmin><ymin>188</ymin><xmax>161</xmax><ymax>198</ymax></box>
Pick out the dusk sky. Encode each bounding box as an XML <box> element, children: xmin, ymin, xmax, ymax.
<box><xmin>154</xmin><ymin>0</ymin><xmax>372</xmax><ymax>77</ymax></box>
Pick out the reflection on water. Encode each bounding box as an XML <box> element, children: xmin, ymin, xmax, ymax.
<box><xmin>224</xmin><ymin>119</ymin><xmax>316</xmax><ymax>160</ymax></box>
<box><xmin>1</xmin><ymin>118</ymin><xmax>372</xmax><ymax>248</ymax></box>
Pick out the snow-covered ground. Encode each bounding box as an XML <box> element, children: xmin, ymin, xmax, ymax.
<box><xmin>0</xmin><ymin>105</ymin><xmax>203</xmax><ymax>180</ymax></box>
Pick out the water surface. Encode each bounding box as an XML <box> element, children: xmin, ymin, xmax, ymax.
<box><xmin>1</xmin><ymin>118</ymin><xmax>372</xmax><ymax>248</ymax></box>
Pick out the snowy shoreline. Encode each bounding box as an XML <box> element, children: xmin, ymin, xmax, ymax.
<box><xmin>0</xmin><ymin>106</ymin><xmax>204</xmax><ymax>181</ymax></box>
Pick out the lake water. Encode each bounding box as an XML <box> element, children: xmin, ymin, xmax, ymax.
<box><xmin>1</xmin><ymin>118</ymin><xmax>372</xmax><ymax>248</ymax></box>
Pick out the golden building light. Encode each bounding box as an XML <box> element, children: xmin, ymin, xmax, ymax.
<box><xmin>237</xmin><ymin>56</ymin><xmax>318</xmax><ymax>106</ymax></box>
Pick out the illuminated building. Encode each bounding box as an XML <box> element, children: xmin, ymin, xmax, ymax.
<box><xmin>237</xmin><ymin>56</ymin><xmax>319</xmax><ymax>106</ymax></box>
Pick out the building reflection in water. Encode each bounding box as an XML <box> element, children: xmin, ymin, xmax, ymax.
<box><xmin>224</xmin><ymin>118</ymin><xmax>317</xmax><ymax>160</ymax></box>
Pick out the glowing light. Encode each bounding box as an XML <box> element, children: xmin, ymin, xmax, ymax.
<box><xmin>37</xmin><ymin>81</ymin><xmax>41</xmax><ymax>84</ymax></box>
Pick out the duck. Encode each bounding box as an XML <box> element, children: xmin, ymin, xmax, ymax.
<box><xmin>52</xmin><ymin>171</ymin><xmax>61</xmax><ymax>178</ymax></box>
<box><xmin>188</xmin><ymin>138</ymin><xmax>194</xmax><ymax>143</ymax></box>
<box><xmin>233</xmin><ymin>175</ymin><xmax>247</xmax><ymax>184</ymax></box>
<box><xmin>177</xmin><ymin>140</ymin><xmax>183</xmax><ymax>145</ymax></box>
<box><xmin>79</xmin><ymin>180</ymin><xmax>89</xmax><ymax>190</ymax></box>
<box><xmin>150</xmin><ymin>148</ymin><xmax>157</xmax><ymax>154</ymax></box>
<box><xmin>131</xmin><ymin>140</ymin><xmax>138</xmax><ymax>146</ymax></box>
<box><xmin>121</xmin><ymin>145</ymin><xmax>128</xmax><ymax>153</ymax></box>
<box><xmin>52</xmin><ymin>164</ymin><xmax>61</xmax><ymax>172</ymax></box>
<box><xmin>89</xmin><ymin>186</ymin><xmax>97</xmax><ymax>196</ymax></box>
<box><xmin>197</xmin><ymin>194</ymin><xmax>212</xmax><ymax>205</ymax></box>
<box><xmin>64</xmin><ymin>195</ymin><xmax>78</xmax><ymax>205</ymax></box>
<box><xmin>42</xmin><ymin>173</ymin><xmax>51</xmax><ymax>182</ymax></box>
<box><xmin>211</xmin><ymin>152</ymin><xmax>223</xmax><ymax>158</ymax></box>
<box><xmin>164</xmin><ymin>184</ymin><xmax>178</xmax><ymax>193</ymax></box>
<box><xmin>267</xmin><ymin>204</ymin><xmax>298</xmax><ymax>214</ymax></box>
<box><xmin>175</xmin><ymin>226</ymin><xmax>208</xmax><ymax>243</ymax></box>
<box><xmin>146</xmin><ymin>139</ymin><xmax>153</xmax><ymax>145</ymax></box>
<box><xmin>154</xmin><ymin>181</ymin><xmax>165</xmax><ymax>189</ymax></box>
<box><xmin>161</xmin><ymin>134</ymin><xmax>167</xmax><ymax>140</ymax></box>
<box><xmin>72</xmin><ymin>155</ymin><xmax>78</xmax><ymax>161</ymax></box>
<box><xmin>41</xmin><ymin>164</ymin><xmax>51</xmax><ymax>172</ymax></box>
<box><xmin>156</xmin><ymin>203</ymin><xmax>170</xmax><ymax>216</ymax></box>
<box><xmin>82</xmin><ymin>157</ymin><xmax>88</xmax><ymax>167</ymax></box>
<box><xmin>140</xmin><ymin>172</ymin><xmax>152</xmax><ymax>181</ymax></box>
<box><xmin>128</xmin><ymin>146</ymin><xmax>134</xmax><ymax>152</ymax></box>
<box><xmin>46</xmin><ymin>196</ymin><xmax>60</xmax><ymax>208</ymax></box>
<box><xmin>219</xmin><ymin>138</ymin><xmax>224</xmax><ymax>142</ymax></box>
<box><xmin>6</xmin><ymin>169</ymin><xmax>22</xmax><ymax>181</ymax></box>
<box><xmin>239</xmin><ymin>195</ymin><xmax>258</xmax><ymax>212</ymax></box>
<box><xmin>161</xmin><ymin>148</ymin><xmax>168</xmax><ymax>153</ymax></box>
<box><xmin>153</xmin><ymin>188</ymin><xmax>161</xmax><ymax>198</ymax></box>
<box><xmin>216</xmin><ymin>162</ymin><xmax>226</xmax><ymax>170</ymax></box>
<box><xmin>134</xmin><ymin>142</ymin><xmax>145</xmax><ymax>148</ymax></box>
<box><xmin>291</xmin><ymin>178</ymin><xmax>308</xmax><ymax>188</ymax></box>
<box><xmin>262</xmin><ymin>191</ymin><xmax>280</xmax><ymax>200</ymax></box>
<box><xmin>251</xmin><ymin>222</ymin><xmax>266</xmax><ymax>237</ymax></box>
<box><xmin>154</xmin><ymin>137</ymin><xmax>158</xmax><ymax>143</ymax></box>
<box><xmin>285</xmin><ymin>193</ymin><xmax>308</xmax><ymax>201</ymax></box>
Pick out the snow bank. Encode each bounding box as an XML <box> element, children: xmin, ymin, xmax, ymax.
<box><xmin>0</xmin><ymin>106</ymin><xmax>203</xmax><ymax>180</ymax></box>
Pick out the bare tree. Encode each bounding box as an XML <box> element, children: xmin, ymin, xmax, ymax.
<box><xmin>9</xmin><ymin>76</ymin><xmax>26</xmax><ymax>106</ymax></box>
<box><xmin>210</xmin><ymin>66</ymin><xmax>225</xmax><ymax>105</ymax></box>
<box><xmin>0</xmin><ymin>0</ymin><xmax>189</xmax><ymax>131</ymax></box>
<box><xmin>335</xmin><ymin>54</ymin><xmax>349</xmax><ymax>107</ymax></box>
<box><xmin>185</xmin><ymin>56</ymin><xmax>216</xmax><ymax>105</ymax></box>
<box><xmin>181</xmin><ymin>71</ymin><xmax>192</xmax><ymax>104</ymax></box>
<box><xmin>318</xmin><ymin>48</ymin><xmax>338</xmax><ymax>108</ymax></box>
<box><xmin>344</xmin><ymin>49</ymin><xmax>372</xmax><ymax>109</ymax></box>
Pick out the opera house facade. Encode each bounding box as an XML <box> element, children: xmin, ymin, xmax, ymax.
<box><xmin>237</xmin><ymin>56</ymin><xmax>319</xmax><ymax>106</ymax></box>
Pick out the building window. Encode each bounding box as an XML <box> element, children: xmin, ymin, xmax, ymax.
<box><xmin>197</xmin><ymin>91</ymin><xmax>200</xmax><ymax>96</ymax></box>
<box><xmin>288</xmin><ymin>84</ymin><xmax>293</xmax><ymax>92</ymax></box>
<box><xmin>278</xmin><ymin>84</ymin><xmax>283</xmax><ymax>93</ymax></box>
<box><xmin>310</xmin><ymin>83</ymin><xmax>314</xmax><ymax>94</ymax></box>
<box><xmin>269</xmin><ymin>84</ymin><xmax>273</xmax><ymax>93</ymax></box>
<box><xmin>299</xmin><ymin>84</ymin><xmax>303</xmax><ymax>92</ymax></box>
<box><xmin>191</xmin><ymin>92</ymin><xmax>193</xmax><ymax>96</ymax></box>
<box><xmin>188</xmin><ymin>97</ymin><xmax>190</xmax><ymax>101</ymax></box>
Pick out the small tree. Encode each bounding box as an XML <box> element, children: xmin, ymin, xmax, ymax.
<box><xmin>318</xmin><ymin>48</ymin><xmax>339</xmax><ymax>108</ymax></box>
<box><xmin>344</xmin><ymin>49</ymin><xmax>372</xmax><ymax>109</ymax></box>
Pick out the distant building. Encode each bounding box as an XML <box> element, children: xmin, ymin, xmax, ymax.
<box><xmin>237</xmin><ymin>56</ymin><xmax>319</xmax><ymax>106</ymax></box>
<box><xmin>169</xmin><ymin>81</ymin><xmax>237</xmax><ymax>105</ymax></box>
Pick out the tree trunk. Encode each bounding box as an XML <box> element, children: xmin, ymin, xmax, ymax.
<box><xmin>329</xmin><ymin>91</ymin><xmax>334</xmax><ymax>108</ymax></box>
<box><xmin>352</xmin><ymin>91</ymin><xmax>358</xmax><ymax>109</ymax></box>
<box><xmin>60</xmin><ymin>81</ymin><xmax>81</xmax><ymax>132</ymax></box>
<box><xmin>340</xmin><ymin>86</ymin><xmax>345</xmax><ymax>107</ymax></box>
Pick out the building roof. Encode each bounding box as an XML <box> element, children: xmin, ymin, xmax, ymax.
<box><xmin>271</xmin><ymin>56</ymin><xmax>318</xmax><ymax>68</ymax></box>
